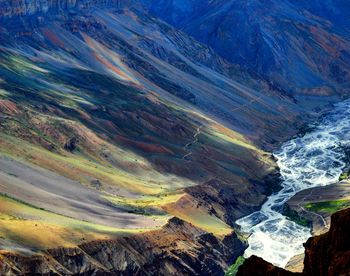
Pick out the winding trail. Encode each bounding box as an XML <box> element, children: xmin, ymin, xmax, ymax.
<box><xmin>236</xmin><ymin>99</ymin><xmax>350</xmax><ymax>268</ymax></box>
<box><xmin>182</xmin><ymin>126</ymin><xmax>202</xmax><ymax>161</ymax></box>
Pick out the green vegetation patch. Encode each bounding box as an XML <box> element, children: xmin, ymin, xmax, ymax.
<box><xmin>283</xmin><ymin>205</ymin><xmax>311</xmax><ymax>227</ymax></box>
<box><xmin>226</xmin><ymin>256</ymin><xmax>245</xmax><ymax>276</ymax></box>
<box><xmin>339</xmin><ymin>171</ymin><xmax>349</xmax><ymax>181</ymax></box>
<box><xmin>305</xmin><ymin>199</ymin><xmax>350</xmax><ymax>214</ymax></box>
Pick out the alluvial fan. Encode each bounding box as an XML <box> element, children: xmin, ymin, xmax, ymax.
<box><xmin>236</xmin><ymin>99</ymin><xmax>350</xmax><ymax>268</ymax></box>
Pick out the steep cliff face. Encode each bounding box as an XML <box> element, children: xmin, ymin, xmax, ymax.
<box><xmin>0</xmin><ymin>218</ymin><xmax>246</xmax><ymax>275</ymax></box>
<box><xmin>237</xmin><ymin>208</ymin><xmax>350</xmax><ymax>276</ymax></box>
<box><xmin>303</xmin><ymin>207</ymin><xmax>350</xmax><ymax>276</ymax></box>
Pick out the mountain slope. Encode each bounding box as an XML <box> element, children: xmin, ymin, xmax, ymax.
<box><xmin>143</xmin><ymin>0</ymin><xmax>350</xmax><ymax>101</ymax></box>
<box><xmin>0</xmin><ymin>217</ymin><xmax>245</xmax><ymax>275</ymax></box>
<box><xmin>0</xmin><ymin>1</ymin><xmax>288</xmax><ymax>258</ymax></box>
<box><xmin>0</xmin><ymin>1</ymin><xmax>349</xmax><ymax>275</ymax></box>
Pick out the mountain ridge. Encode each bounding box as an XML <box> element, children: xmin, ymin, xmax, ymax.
<box><xmin>0</xmin><ymin>3</ymin><xmax>285</xmax><ymax>266</ymax></box>
<box><xmin>0</xmin><ymin>1</ymin><xmax>349</xmax><ymax>275</ymax></box>
<box><xmin>143</xmin><ymin>0</ymin><xmax>350</xmax><ymax>99</ymax></box>
<box><xmin>0</xmin><ymin>217</ymin><xmax>246</xmax><ymax>275</ymax></box>
<box><xmin>0</xmin><ymin>0</ymin><xmax>137</xmax><ymax>17</ymax></box>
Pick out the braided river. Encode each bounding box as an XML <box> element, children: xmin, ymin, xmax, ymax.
<box><xmin>236</xmin><ymin>100</ymin><xmax>350</xmax><ymax>267</ymax></box>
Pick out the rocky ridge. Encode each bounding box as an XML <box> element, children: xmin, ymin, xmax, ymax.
<box><xmin>0</xmin><ymin>0</ymin><xmax>136</xmax><ymax>17</ymax></box>
<box><xmin>143</xmin><ymin>0</ymin><xmax>350</xmax><ymax>98</ymax></box>
<box><xmin>0</xmin><ymin>218</ymin><xmax>246</xmax><ymax>275</ymax></box>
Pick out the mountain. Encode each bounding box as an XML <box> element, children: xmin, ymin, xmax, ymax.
<box><xmin>0</xmin><ymin>0</ymin><xmax>137</xmax><ymax>16</ymax></box>
<box><xmin>292</xmin><ymin>0</ymin><xmax>350</xmax><ymax>31</ymax></box>
<box><xmin>0</xmin><ymin>0</ymin><xmax>349</xmax><ymax>275</ymax></box>
<box><xmin>142</xmin><ymin>0</ymin><xmax>350</xmax><ymax>102</ymax></box>
<box><xmin>0</xmin><ymin>1</ymin><xmax>290</xmax><ymax>273</ymax></box>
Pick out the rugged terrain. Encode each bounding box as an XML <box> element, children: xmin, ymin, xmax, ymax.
<box><xmin>0</xmin><ymin>217</ymin><xmax>246</xmax><ymax>275</ymax></box>
<box><xmin>0</xmin><ymin>0</ymin><xmax>349</xmax><ymax>275</ymax></box>
<box><xmin>0</xmin><ymin>1</ymin><xmax>291</xmax><ymax>272</ymax></box>
<box><xmin>143</xmin><ymin>0</ymin><xmax>350</xmax><ymax>103</ymax></box>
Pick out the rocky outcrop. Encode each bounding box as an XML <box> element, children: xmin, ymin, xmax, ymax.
<box><xmin>237</xmin><ymin>256</ymin><xmax>298</xmax><ymax>276</ymax></box>
<box><xmin>186</xmin><ymin>169</ymin><xmax>282</xmax><ymax>226</ymax></box>
<box><xmin>303</xmin><ymin>207</ymin><xmax>350</xmax><ymax>276</ymax></box>
<box><xmin>0</xmin><ymin>218</ymin><xmax>246</xmax><ymax>275</ymax></box>
<box><xmin>237</xmin><ymin>208</ymin><xmax>350</xmax><ymax>276</ymax></box>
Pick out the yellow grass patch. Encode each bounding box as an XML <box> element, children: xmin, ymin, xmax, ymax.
<box><xmin>103</xmin><ymin>192</ymin><xmax>185</xmax><ymax>209</ymax></box>
<box><xmin>0</xmin><ymin>195</ymin><xmax>147</xmax><ymax>251</ymax></box>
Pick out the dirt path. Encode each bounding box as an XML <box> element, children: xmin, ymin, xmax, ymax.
<box><xmin>182</xmin><ymin>126</ymin><xmax>202</xmax><ymax>161</ymax></box>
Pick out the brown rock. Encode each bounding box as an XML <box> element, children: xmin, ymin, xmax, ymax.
<box><xmin>304</xmin><ymin>208</ymin><xmax>350</xmax><ymax>276</ymax></box>
<box><xmin>237</xmin><ymin>256</ymin><xmax>298</xmax><ymax>276</ymax></box>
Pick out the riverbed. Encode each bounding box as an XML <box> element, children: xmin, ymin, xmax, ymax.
<box><xmin>236</xmin><ymin>99</ymin><xmax>350</xmax><ymax>268</ymax></box>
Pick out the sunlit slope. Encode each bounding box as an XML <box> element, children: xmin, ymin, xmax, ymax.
<box><xmin>0</xmin><ymin>7</ymin><xmax>289</xmax><ymax>252</ymax></box>
<box><xmin>0</xmin><ymin>194</ymin><xmax>145</xmax><ymax>254</ymax></box>
<box><xmin>0</xmin><ymin>45</ymin><xmax>273</xmax><ymax>250</ymax></box>
<box><xmin>1</xmin><ymin>8</ymin><xmax>304</xmax><ymax>146</ymax></box>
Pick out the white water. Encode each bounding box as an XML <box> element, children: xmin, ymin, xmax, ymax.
<box><xmin>236</xmin><ymin>99</ymin><xmax>350</xmax><ymax>268</ymax></box>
